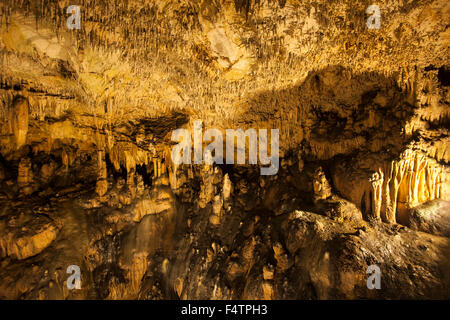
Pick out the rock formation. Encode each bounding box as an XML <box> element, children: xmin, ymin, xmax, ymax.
<box><xmin>0</xmin><ymin>0</ymin><xmax>448</xmax><ymax>300</ymax></box>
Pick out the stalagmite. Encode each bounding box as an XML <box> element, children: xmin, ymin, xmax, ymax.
<box><xmin>383</xmin><ymin>162</ymin><xmax>395</xmax><ymax>223</ymax></box>
<box><xmin>8</xmin><ymin>95</ymin><xmax>29</xmax><ymax>148</ymax></box>
<box><xmin>313</xmin><ymin>166</ymin><xmax>332</xmax><ymax>203</ymax></box>
<box><xmin>370</xmin><ymin>169</ymin><xmax>383</xmax><ymax>221</ymax></box>
<box><xmin>95</xmin><ymin>150</ymin><xmax>108</xmax><ymax>197</ymax></box>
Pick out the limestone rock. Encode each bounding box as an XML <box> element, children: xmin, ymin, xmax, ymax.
<box><xmin>408</xmin><ymin>199</ymin><xmax>450</xmax><ymax>237</ymax></box>
<box><xmin>95</xmin><ymin>151</ymin><xmax>108</xmax><ymax>197</ymax></box>
<box><xmin>0</xmin><ymin>0</ymin><xmax>448</xmax><ymax>301</ymax></box>
<box><xmin>313</xmin><ymin>167</ymin><xmax>332</xmax><ymax>202</ymax></box>
<box><xmin>17</xmin><ymin>157</ymin><xmax>34</xmax><ymax>195</ymax></box>
<box><xmin>132</xmin><ymin>184</ymin><xmax>175</xmax><ymax>222</ymax></box>
<box><xmin>0</xmin><ymin>214</ymin><xmax>61</xmax><ymax>260</ymax></box>
<box><xmin>8</xmin><ymin>96</ymin><xmax>29</xmax><ymax>148</ymax></box>
<box><xmin>324</xmin><ymin>196</ymin><xmax>363</xmax><ymax>222</ymax></box>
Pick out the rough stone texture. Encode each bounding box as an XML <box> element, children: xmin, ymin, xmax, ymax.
<box><xmin>0</xmin><ymin>212</ymin><xmax>61</xmax><ymax>260</ymax></box>
<box><xmin>408</xmin><ymin>199</ymin><xmax>450</xmax><ymax>237</ymax></box>
<box><xmin>0</xmin><ymin>0</ymin><xmax>448</xmax><ymax>300</ymax></box>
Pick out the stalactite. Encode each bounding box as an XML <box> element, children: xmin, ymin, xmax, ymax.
<box><xmin>369</xmin><ymin>150</ymin><xmax>446</xmax><ymax>224</ymax></box>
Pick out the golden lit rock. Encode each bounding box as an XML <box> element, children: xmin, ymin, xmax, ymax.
<box><xmin>0</xmin><ymin>0</ymin><xmax>448</xmax><ymax>301</ymax></box>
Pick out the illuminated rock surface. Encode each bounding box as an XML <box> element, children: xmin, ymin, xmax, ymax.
<box><xmin>0</xmin><ymin>0</ymin><xmax>449</xmax><ymax>299</ymax></box>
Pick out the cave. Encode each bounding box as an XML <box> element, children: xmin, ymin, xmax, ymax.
<box><xmin>0</xmin><ymin>0</ymin><xmax>449</xmax><ymax>302</ymax></box>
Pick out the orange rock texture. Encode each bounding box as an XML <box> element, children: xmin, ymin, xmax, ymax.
<box><xmin>0</xmin><ymin>0</ymin><xmax>448</xmax><ymax>299</ymax></box>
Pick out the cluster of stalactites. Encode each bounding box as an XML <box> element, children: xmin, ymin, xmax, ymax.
<box><xmin>94</xmin><ymin>141</ymin><xmax>174</xmax><ymax>196</ymax></box>
<box><xmin>0</xmin><ymin>0</ymin><xmax>201</xmax><ymax>66</ymax></box>
<box><xmin>369</xmin><ymin>150</ymin><xmax>444</xmax><ymax>225</ymax></box>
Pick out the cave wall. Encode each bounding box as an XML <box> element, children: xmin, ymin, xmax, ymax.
<box><xmin>0</xmin><ymin>0</ymin><xmax>449</xmax><ymax>299</ymax></box>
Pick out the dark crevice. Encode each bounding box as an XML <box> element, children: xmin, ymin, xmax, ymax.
<box><xmin>438</xmin><ymin>66</ymin><xmax>450</xmax><ymax>87</ymax></box>
<box><xmin>136</xmin><ymin>163</ymin><xmax>153</xmax><ymax>187</ymax></box>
